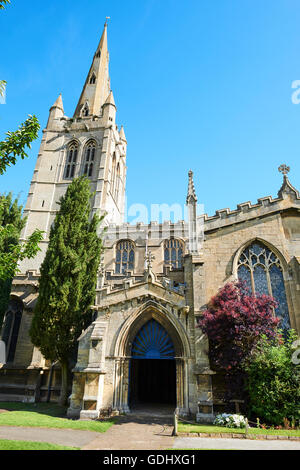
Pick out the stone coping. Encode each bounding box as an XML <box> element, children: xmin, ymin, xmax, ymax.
<box><xmin>177</xmin><ymin>432</ymin><xmax>300</xmax><ymax>441</ymax></box>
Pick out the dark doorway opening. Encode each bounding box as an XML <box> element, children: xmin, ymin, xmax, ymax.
<box><xmin>129</xmin><ymin>359</ymin><xmax>176</xmax><ymax>406</ymax></box>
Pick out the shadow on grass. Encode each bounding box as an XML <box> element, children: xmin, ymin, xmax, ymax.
<box><xmin>0</xmin><ymin>402</ymin><xmax>67</xmax><ymax>418</ymax></box>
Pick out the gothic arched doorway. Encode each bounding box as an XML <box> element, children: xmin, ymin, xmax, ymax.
<box><xmin>129</xmin><ymin>319</ymin><xmax>176</xmax><ymax>409</ymax></box>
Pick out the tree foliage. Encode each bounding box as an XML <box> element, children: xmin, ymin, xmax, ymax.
<box><xmin>0</xmin><ymin>1</ymin><xmax>10</xmax><ymax>10</ymax></box>
<box><xmin>0</xmin><ymin>115</ymin><xmax>40</xmax><ymax>175</ymax></box>
<box><xmin>0</xmin><ymin>194</ymin><xmax>43</xmax><ymax>326</ymax></box>
<box><xmin>30</xmin><ymin>177</ymin><xmax>105</xmax><ymax>405</ymax></box>
<box><xmin>244</xmin><ymin>331</ymin><xmax>300</xmax><ymax>425</ymax></box>
<box><xmin>197</xmin><ymin>281</ymin><xmax>280</xmax><ymax>372</ymax></box>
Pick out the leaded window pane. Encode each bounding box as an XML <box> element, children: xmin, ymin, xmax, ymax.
<box><xmin>238</xmin><ymin>265</ymin><xmax>252</xmax><ymax>292</ymax></box>
<box><xmin>253</xmin><ymin>265</ymin><xmax>269</xmax><ymax>296</ymax></box>
<box><xmin>269</xmin><ymin>265</ymin><xmax>291</xmax><ymax>332</ymax></box>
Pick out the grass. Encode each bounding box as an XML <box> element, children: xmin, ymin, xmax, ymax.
<box><xmin>0</xmin><ymin>402</ymin><xmax>114</xmax><ymax>432</ymax></box>
<box><xmin>0</xmin><ymin>439</ymin><xmax>79</xmax><ymax>450</ymax></box>
<box><xmin>178</xmin><ymin>423</ymin><xmax>300</xmax><ymax>437</ymax></box>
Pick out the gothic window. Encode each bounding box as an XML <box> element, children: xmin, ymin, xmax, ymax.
<box><xmin>83</xmin><ymin>140</ymin><xmax>96</xmax><ymax>177</ymax></box>
<box><xmin>237</xmin><ymin>241</ymin><xmax>291</xmax><ymax>332</ymax></box>
<box><xmin>65</xmin><ymin>141</ymin><xmax>78</xmax><ymax>179</ymax></box>
<box><xmin>164</xmin><ymin>239</ymin><xmax>184</xmax><ymax>269</ymax></box>
<box><xmin>115</xmin><ymin>240</ymin><xmax>135</xmax><ymax>274</ymax></box>
<box><xmin>1</xmin><ymin>299</ymin><xmax>23</xmax><ymax>363</ymax></box>
<box><xmin>90</xmin><ymin>73</ymin><xmax>96</xmax><ymax>85</ymax></box>
<box><xmin>96</xmin><ymin>50</ymin><xmax>101</xmax><ymax>58</ymax></box>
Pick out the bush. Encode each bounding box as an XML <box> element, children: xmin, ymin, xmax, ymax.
<box><xmin>214</xmin><ymin>413</ymin><xmax>246</xmax><ymax>429</ymax></box>
<box><xmin>244</xmin><ymin>330</ymin><xmax>300</xmax><ymax>426</ymax></box>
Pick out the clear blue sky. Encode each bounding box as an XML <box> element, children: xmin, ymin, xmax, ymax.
<box><xmin>1</xmin><ymin>0</ymin><xmax>300</xmax><ymax>221</ymax></box>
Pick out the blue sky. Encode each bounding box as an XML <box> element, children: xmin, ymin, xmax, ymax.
<box><xmin>1</xmin><ymin>0</ymin><xmax>300</xmax><ymax>221</ymax></box>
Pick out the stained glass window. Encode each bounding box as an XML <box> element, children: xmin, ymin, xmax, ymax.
<box><xmin>65</xmin><ymin>141</ymin><xmax>78</xmax><ymax>179</ymax></box>
<box><xmin>164</xmin><ymin>239</ymin><xmax>184</xmax><ymax>269</ymax></box>
<box><xmin>131</xmin><ymin>319</ymin><xmax>175</xmax><ymax>359</ymax></box>
<box><xmin>83</xmin><ymin>141</ymin><xmax>96</xmax><ymax>177</ymax></box>
<box><xmin>115</xmin><ymin>240</ymin><xmax>135</xmax><ymax>274</ymax></box>
<box><xmin>238</xmin><ymin>242</ymin><xmax>290</xmax><ymax>332</ymax></box>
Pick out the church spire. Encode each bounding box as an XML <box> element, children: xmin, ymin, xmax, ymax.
<box><xmin>74</xmin><ymin>23</ymin><xmax>111</xmax><ymax>117</ymax></box>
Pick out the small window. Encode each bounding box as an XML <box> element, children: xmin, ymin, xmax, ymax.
<box><xmin>65</xmin><ymin>141</ymin><xmax>78</xmax><ymax>179</ymax></box>
<box><xmin>96</xmin><ymin>50</ymin><xmax>101</xmax><ymax>58</ymax></box>
<box><xmin>83</xmin><ymin>141</ymin><xmax>96</xmax><ymax>178</ymax></box>
<box><xmin>164</xmin><ymin>239</ymin><xmax>184</xmax><ymax>269</ymax></box>
<box><xmin>115</xmin><ymin>240</ymin><xmax>135</xmax><ymax>274</ymax></box>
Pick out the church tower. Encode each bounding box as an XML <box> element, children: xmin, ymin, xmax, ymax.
<box><xmin>19</xmin><ymin>23</ymin><xmax>127</xmax><ymax>273</ymax></box>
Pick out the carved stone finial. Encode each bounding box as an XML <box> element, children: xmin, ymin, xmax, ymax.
<box><xmin>144</xmin><ymin>250</ymin><xmax>155</xmax><ymax>270</ymax></box>
<box><xmin>278</xmin><ymin>164</ymin><xmax>290</xmax><ymax>176</ymax></box>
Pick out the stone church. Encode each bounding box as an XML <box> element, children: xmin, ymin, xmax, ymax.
<box><xmin>0</xmin><ymin>24</ymin><xmax>299</xmax><ymax>422</ymax></box>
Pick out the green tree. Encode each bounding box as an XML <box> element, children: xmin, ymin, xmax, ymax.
<box><xmin>244</xmin><ymin>330</ymin><xmax>300</xmax><ymax>426</ymax></box>
<box><xmin>0</xmin><ymin>194</ymin><xmax>43</xmax><ymax>328</ymax></box>
<box><xmin>30</xmin><ymin>177</ymin><xmax>105</xmax><ymax>405</ymax></box>
<box><xmin>0</xmin><ymin>193</ymin><xmax>25</xmax><ymax>326</ymax></box>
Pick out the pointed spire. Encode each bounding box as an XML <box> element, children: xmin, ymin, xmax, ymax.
<box><xmin>119</xmin><ymin>125</ymin><xmax>127</xmax><ymax>142</ymax></box>
<box><xmin>51</xmin><ymin>93</ymin><xmax>64</xmax><ymax>112</ymax></box>
<box><xmin>186</xmin><ymin>170</ymin><xmax>197</xmax><ymax>204</ymax></box>
<box><xmin>74</xmin><ymin>23</ymin><xmax>111</xmax><ymax>117</ymax></box>
<box><xmin>103</xmin><ymin>90</ymin><xmax>116</xmax><ymax>108</ymax></box>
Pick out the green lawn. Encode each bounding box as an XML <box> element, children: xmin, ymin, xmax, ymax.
<box><xmin>0</xmin><ymin>402</ymin><xmax>114</xmax><ymax>432</ymax></box>
<box><xmin>0</xmin><ymin>439</ymin><xmax>79</xmax><ymax>450</ymax></box>
<box><xmin>178</xmin><ymin>423</ymin><xmax>300</xmax><ymax>437</ymax></box>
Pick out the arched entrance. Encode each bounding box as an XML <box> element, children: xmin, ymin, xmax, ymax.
<box><xmin>112</xmin><ymin>302</ymin><xmax>191</xmax><ymax>415</ymax></box>
<box><xmin>129</xmin><ymin>319</ymin><xmax>176</xmax><ymax>408</ymax></box>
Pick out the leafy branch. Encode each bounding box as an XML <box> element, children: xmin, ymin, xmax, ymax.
<box><xmin>0</xmin><ymin>115</ymin><xmax>40</xmax><ymax>174</ymax></box>
<box><xmin>0</xmin><ymin>225</ymin><xmax>44</xmax><ymax>281</ymax></box>
<box><xmin>0</xmin><ymin>1</ymin><xmax>11</xmax><ymax>10</ymax></box>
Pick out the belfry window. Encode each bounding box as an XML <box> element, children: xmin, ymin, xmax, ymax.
<box><xmin>1</xmin><ymin>299</ymin><xmax>23</xmax><ymax>363</ymax></box>
<box><xmin>83</xmin><ymin>141</ymin><xmax>96</xmax><ymax>177</ymax></box>
<box><xmin>164</xmin><ymin>239</ymin><xmax>184</xmax><ymax>269</ymax></box>
<box><xmin>65</xmin><ymin>141</ymin><xmax>78</xmax><ymax>179</ymax></box>
<box><xmin>115</xmin><ymin>240</ymin><xmax>135</xmax><ymax>274</ymax></box>
<box><xmin>237</xmin><ymin>241</ymin><xmax>291</xmax><ymax>332</ymax></box>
